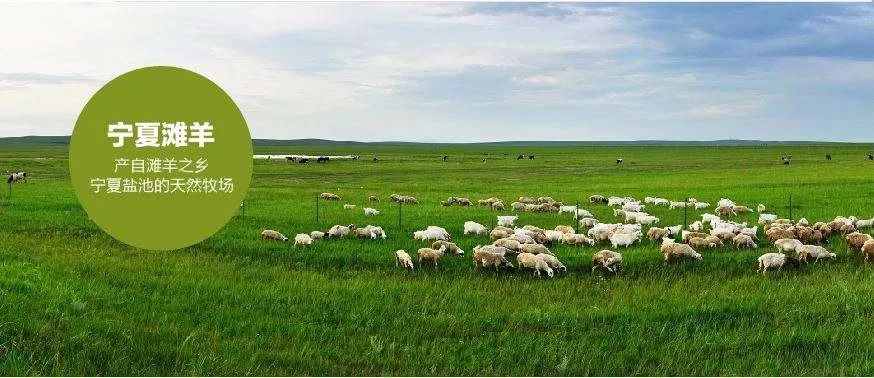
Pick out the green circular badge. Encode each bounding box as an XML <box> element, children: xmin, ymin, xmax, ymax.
<box><xmin>70</xmin><ymin>66</ymin><xmax>252</xmax><ymax>250</ymax></box>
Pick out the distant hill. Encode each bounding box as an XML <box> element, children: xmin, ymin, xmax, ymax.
<box><xmin>0</xmin><ymin>135</ymin><xmax>864</xmax><ymax>147</ymax></box>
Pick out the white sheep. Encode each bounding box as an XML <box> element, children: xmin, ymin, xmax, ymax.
<box><xmin>717</xmin><ymin>198</ymin><xmax>736</xmax><ymax>208</ymax></box>
<box><xmin>544</xmin><ymin>230</ymin><xmax>565</xmax><ymax>242</ymax></box>
<box><xmin>757</xmin><ymin>204</ymin><xmax>767</xmax><ymax>213</ymax></box>
<box><xmin>757</xmin><ymin>252</ymin><xmax>786</xmax><ymax>274</ymax></box>
<box><xmin>260</xmin><ymin>229</ymin><xmax>288</xmax><ymax>241</ymax></box>
<box><xmin>758</xmin><ymin>214</ymin><xmax>778</xmax><ymax>225</ymax></box>
<box><xmin>797</xmin><ymin>245</ymin><xmax>836</xmax><ymax>263</ymax></box>
<box><xmin>635</xmin><ymin>214</ymin><xmax>660</xmax><ymax>225</ymax></box>
<box><xmin>413</xmin><ymin>226</ymin><xmax>451</xmax><ymax>241</ymax></box>
<box><xmin>669</xmin><ymin>201</ymin><xmax>688</xmax><ymax>210</ymax></box>
<box><xmin>579</xmin><ymin>217</ymin><xmax>599</xmax><ymax>228</ymax></box>
<box><xmin>364</xmin><ymin>207</ymin><xmax>380</xmax><ymax>216</ymax></box>
<box><xmin>328</xmin><ymin>224</ymin><xmax>354</xmax><ymax>238</ymax></box>
<box><xmin>664</xmin><ymin>225</ymin><xmax>683</xmax><ymax>236</ymax></box>
<box><xmin>774</xmin><ymin>238</ymin><xmax>803</xmax><ymax>253</ymax></box>
<box><xmin>610</xmin><ymin>232</ymin><xmax>638</xmax><ymax>249</ymax></box>
<box><xmin>733</xmin><ymin>234</ymin><xmax>757</xmax><ymax>249</ymax></box>
<box><xmin>537</xmin><ymin>253</ymin><xmax>566</xmax><ymax>273</ymax></box>
<box><xmin>693</xmin><ymin>202</ymin><xmax>710</xmax><ymax>210</ymax></box>
<box><xmin>516</xmin><ymin>253</ymin><xmax>553</xmax><ymax>278</ymax></box>
<box><xmin>701</xmin><ymin>213</ymin><xmax>721</xmax><ymax>224</ymax></box>
<box><xmin>343</xmin><ymin>204</ymin><xmax>356</xmax><ymax>210</ymax></box>
<box><xmin>689</xmin><ymin>221</ymin><xmax>704</xmax><ymax>232</ymax></box>
<box><xmin>294</xmin><ymin>233</ymin><xmax>313</xmax><ymax>247</ymax></box>
<box><xmin>463</xmin><ymin>221</ymin><xmax>488</xmax><ymax>235</ymax></box>
<box><xmin>310</xmin><ymin>231</ymin><xmax>325</xmax><ymax>239</ymax></box>
<box><xmin>497</xmin><ymin>215</ymin><xmax>518</xmax><ymax>227</ymax></box>
<box><xmin>395</xmin><ymin>250</ymin><xmax>414</xmax><ymax>270</ymax></box>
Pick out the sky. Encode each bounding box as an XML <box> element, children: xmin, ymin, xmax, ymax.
<box><xmin>0</xmin><ymin>3</ymin><xmax>872</xmax><ymax>142</ymax></box>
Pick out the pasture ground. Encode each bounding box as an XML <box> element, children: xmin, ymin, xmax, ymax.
<box><xmin>1</xmin><ymin>142</ymin><xmax>872</xmax><ymax>375</ymax></box>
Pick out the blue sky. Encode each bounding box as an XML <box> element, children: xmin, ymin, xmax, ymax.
<box><xmin>0</xmin><ymin>3</ymin><xmax>872</xmax><ymax>142</ymax></box>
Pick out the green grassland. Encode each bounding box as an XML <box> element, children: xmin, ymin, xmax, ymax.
<box><xmin>1</xmin><ymin>142</ymin><xmax>873</xmax><ymax>375</ymax></box>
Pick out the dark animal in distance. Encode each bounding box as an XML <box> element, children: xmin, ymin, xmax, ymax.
<box><xmin>616</xmin><ymin>158</ymin><xmax>623</xmax><ymax>165</ymax></box>
<box><xmin>316</xmin><ymin>156</ymin><xmax>330</xmax><ymax>163</ymax></box>
<box><xmin>868</xmin><ymin>154</ymin><xmax>873</xmax><ymax>161</ymax></box>
<box><xmin>298</xmin><ymin>158</ymin><xmax>309</xmax><ymax>164</ymax></box>
<box><xmin>528</xmin><ymin>155</ymin><xmax>535</xmax><ymax>160</ymax></box>
<box><xmin>443</xmin><ymin>155</ymin><xmax>448</xmax><ymax>162</ymax></box>
<box><xmin>517</xmin><ymin>154</ymin><xmax>524</xmax><ymax>160</ymax></box>
<box><xmin>826</xmin><ymin>154</ymin><xmax>832</xmax><ymax>161</ymax></box>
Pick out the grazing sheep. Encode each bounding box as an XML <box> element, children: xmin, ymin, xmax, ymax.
<box><xmin>294</xmin><ymin>233</ymin><xmax>313</xmax><ymax>247</ymax></box>
<box><xmin>418</xmin><ymin>245</ymin><xmax>447</xmax><ymax>267</ymax></box>
<box><xmin>591</xmin><ymin>250</ymin><xmax>623</xmax><ymax>273</ymax></box>
<box><xmin>538</xmin><ymin>253</ymin><xmax>566</xmax><ymax>273</ymax></box>
<box><xmin>796</xmin><ymin>218</ymin><xmax>810</xmax><ymax>227</ymax></box>
<box><xmin>689</xmin><ymin>237</ymin><xmax>716</xmax><ymax>250</ymax></box>
<box><xmin>516</xmin><ymin>253</ymin><xmax>554</xmax><ymax>278</ymax></box>
<box><xmin>493</xmin><ymin>238</ymin><xmax>522</xmax><ymax>252</ymax></box>
<box><xmin>543</xmin><ymin>230</ymin><xmax>565</xmax><ymax>242</ymax></box>
<box><xmin>510</xmin><ymin>234</ymin><xmax>536</xmax><ymax>245</ymax></box>
<box><xmin>328</xmin><ymin>224</ymin><xmax>355</xmax><ymax>238</ymax></box>
<box><xmin>647</xmin><ymin>227</ymin><xmax>669</xmax><ymax>240</ymax></box>
<box><xmin>758</xmin><ymin>214</ymin><xmax>778</xmax><ymax>225</ymax></box>
<box><xmin>757</xmin><ymin>204</ymin><xmax>766</xmax><ymax>213</ymax></box>
<box><xmin>660</xmin><ymin>238</ymin><xmax>702</xmax><ymax>262</ymax></box>
<box><xmin>757</xmin><ymin>253</ymin><xmax>786</xmax><ymax>275</ymax></box>
<box><xmin>472</xmin><ymin>245</ymin><xmax>513</xmax><ymax>270</ymax></box>
<box><xmin>733</xmin><ymin>234</ymin><xmax>757</xmax><ymax>249</ymax></box>
<box><xmin>682</xmin><ymin>231</ymin><xmax>709</xmax><ymax>243</ymax></box>
<box><xmin>664</xmin><ymin>225</ymin><xmax>683</xmax><ymax>236</ymax></box>
<box><xmin>798</xmin><ymin>245</ymin><xmax>836</xmax><ymax>263</ymax></box>
<box><xmin>413</xmin><ymin>226</ymin><xmax>451</xmax><ymax>241</ymax></box>
<box><xmin>518</xmin><ymin>196</ymin><xmax>535</xmax><ymax>204</ymax></box>
<box><xmin>353</xmin><ymin>225</ymin><xmax>387</xmax><ymax>239</ymax></box>
<box><xmin>432</xmin><ymin>240</ymin><xmax>465</xmax><ymax>256</ymax></box>
<box><xmin>796</xmin><ymin>227</ymin><xmax>822</xmax><ymax>245</ymax></box>
<box><xmin>478</xmin><ymin>197</ymin><xmax>502</xmax><ymax>206</ymax></box>
<box><xmin>846</xmin><ymin>232</ymin><xmax>872</xmax><ymax>250</ymax></box>
<box><xmin>578</xmin><ymin>217</ymin><xmax>599</xmax><ymax>228</ymax></box>
<box><xmin>554</xmin><ymin>225</ymin><xmax>575</xmax><ymax>234</ymax></box>
<box><xmin>464</xmin><ymin>221</ymin><xmax>489</xmax><ymax>235</ymax></box>
<box><xmin>669</xmin><ymin>201</ymin><xmax>689</xmax><ymax>210</ymax></box>
<box><xmin>704</xmin><ymin>235</ymin><xmax>724</xmax><ymax>247</ymax></box>
<box><xmin>689</xmin><ymin>221</ymin><xmax>704</xmax><ymax>232</ymax></box>
<box><xmin>733</xmin><ymin>205</ymin><xmax>753</xmax><ymax>214</ymax></box>
<box><xmin>589</xmin><ymin>195</ymin><xmax>608</xmax><ymax>204</ymax></box>
<box><xmin>702</xmin><ymin>213</ymin><xmax>721</xmax><ymax>224</ymax></box>
<box><xmin>562</xmin><ymin>233</ymin><xmax>595</xmax><ymax>246</ymax></box>
<box><xmin>693</xmin><ymin>202</ymin><xmax>710</xmax><ymax>210</ymax></box>
<box><xmin>260</xmin><ymin>229</ymin><xmax>288</xmax><ymax>242</ymax></box>
<box><xmin>310</xmin><ymin>231</ymin><xmax>325</xmax><ymax>239</ymax></box>
<box><xmin>492</xmin><ymin>201</ymin><xmax>506</xmax><ymax>211</ymax></box>
<box><xmin>519</xmin><ymin>243</ymin><xmax>552</xmax><ymax>256</ymax></box>
<box><xmin>364</xmin><ymin>207</ymin><xmax>380</xmax><ymax>216</ymax></box>
<box><xmin>774</xmin><ymin>238</ymin><xmax>803</xmax><ymax>254</ymax></box>
<box><xmin>489</xmin><ymin>228</ymin><xmax>511</xmax><ymax>241</ymax></box>
<box><xmin>343</xmin><ymin>204</ymin><xmax>356</xmax><ymax>210</ymax></box>
<box><xmin>395</xmin><ymin>250</ymin><xmax>414</xmax><ymax>270</ymax></box>
<box><xmin>369</xmin><ymin>195</ymin><xmax>380</xmax><ymax>202</ymax></box>
<box><xmin>320</xmin><ymin>192</ymin><xmax>341</xmax><ymax>201</ymax></box>
<box><xmin>766</xmin><ymin>227</ymin><xmax>797</xmax><ymax>244</ymax></box>
<box><xmin>716</xmin><ymin>206</ymin><xmax>736</xmax><ymax>217</ymax></box>
<box><xmin>497</xmin><ymin>215</ymin><xmax>518</xmax><ymax>227</ymax></box>
<box><xmin>856</xmin><ymin>218</ymin><xmax>874</xmax><ymax>229</ymax></box>
<box><xmin>511</xmin><ymin>202</ymin><xmax>526</xmax><ymax>211</ymax></box>
<box><xmin>635</xmin><ymin>214</ymin><xmax>660</xmax><ymax>225</ymax></box>
<box><xmin>609</xmin><ymin>232</ymin><xmax>638</xmax><ymax>249</ymax></box>
<box><xmin>6</xmin><ymin>171</ymin><xmax>27</xmax><ymax>183</ymax></box>
<box><xmin>862</xmin><ymin>239</ymin><xmax>874</xmax><ymax>263</ymax></box>
<box><xmin>456</xmin><ymin>198</ymin><xmax>472</xmax><ymax>206</ymax></box>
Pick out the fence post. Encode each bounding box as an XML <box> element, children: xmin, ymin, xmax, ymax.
<box><xmin>240</xmin><ymin>201</ymin><xmax>245</xmax><ymax>217</ymax></box>
<box><xmin>575</xmin><ymin>200</ymin><xmax>580</xmax><ymax>222</ymax></box>
<box><xmin>683</xmin><ymin>197</ymin><xmax>688</xmax><ymax>231</ymax></box>
<box><xmin>789</xmin><ymin>194</ymin><xmax>793</xmax><ymax>222</ymax></box>
<box><xmin>7</xmin><ymin>183</ymin><xmax>11</xmax><ymax>200</ymax></box>
<box><xmin>315</xmin><ymin>195</ymin><xmax>320</xmax><ymax>225</ymax></box>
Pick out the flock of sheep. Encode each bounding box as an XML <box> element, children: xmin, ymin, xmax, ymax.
<box><xmin>260</xmin><ymin>192</ymin><xmax>874</xmax><ymax>277</ymax></box>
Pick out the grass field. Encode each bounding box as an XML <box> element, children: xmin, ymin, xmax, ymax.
<box><xmin>1</xmin><ymin>142</ymin><xmax>873</xmax><ymax>375</ymax></box>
